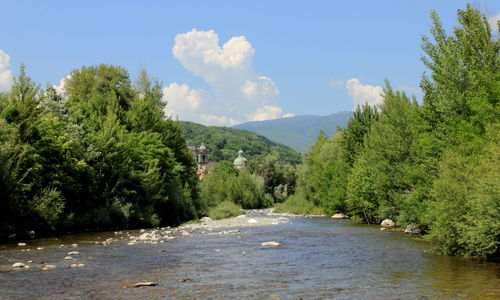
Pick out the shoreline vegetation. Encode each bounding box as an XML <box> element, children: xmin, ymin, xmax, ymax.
<box><xmin>275</xmin><ymin>5</ymin><xmax>499</xmax><ymax>259</ymax></box>
<box><xmin>0</xmin><ymin>4</ymin><xmax>498</xmax><ymax>259</ymax></box>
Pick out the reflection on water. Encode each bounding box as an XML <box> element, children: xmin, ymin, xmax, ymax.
<box><xmin>0</xmin><ymin>215</ymin><xmax>498</xmax><ymax>299</ymax></box>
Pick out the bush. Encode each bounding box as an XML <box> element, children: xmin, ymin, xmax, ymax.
<box><xmin>208</xmin><ymin>201</ymin><xmax>243</xmax><ymax>220</ymax></box>
<box><xmin>274</xmin><ymin>191</ymin><xmax>325</xmax><ymax>215</ymax></box>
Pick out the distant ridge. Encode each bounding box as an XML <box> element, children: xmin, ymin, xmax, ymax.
<box><xmin>233</xmin><ymin>111</ymin><xmax>352</xmax><ymax>152</ymax></box>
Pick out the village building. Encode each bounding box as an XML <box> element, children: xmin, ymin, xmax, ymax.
<box><xmin>233</xmin><ymin>150</ymin><xmax>248</xmax><ymax>170</ymax></box>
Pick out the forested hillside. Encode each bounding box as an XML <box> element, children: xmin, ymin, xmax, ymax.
<box><xmin>280</xmin><ymin>5</ymin><xmax>499</xmax><ymax>258</ymax></box>
<box><xmin>181</xmin><ymin>121</ymin><xmax>301</xmax><ymax>164</ymax></box>
<box><xmin>0</xmin><ymin>66</ymin><xmax>202</xmax><ymax>238</ymax></box>
<box><xmin>234</xmin><ymin>112</ymin><xmax>351</xmax><ymax>152</ymax></box>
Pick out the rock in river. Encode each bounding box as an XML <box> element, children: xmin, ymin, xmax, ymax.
<box><xmin>12</xmin><ymin>262</ymin><xmax>26</xmax><ymax>268</ymax></box>
<box><xmin>261</xmin><ymin>241</ymin><xmax>280</xmax><ymax>247</ymax></box>
<box><xmin>41</xmin><ymin>264</ymin><xmax>57</xmax><ymax>270</ymax></box>
<box><xmin>404</xmin><ymin>224</ymin><xmax>421</xmax><ymax>235</ymax></box>
<box><xmin>331</xmin><ymin>213</ymin><xmax>349</xmax><ymax>219</ymax></box>
<box><xmin>380</xmin><ymin>219</ymin><xmax>395</xmax><ymax>227</ymax></box>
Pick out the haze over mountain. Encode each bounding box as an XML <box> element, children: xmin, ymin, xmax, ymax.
<box><xmin>233</xmin><ymin>111</ymin><xmax>352</xmax><ymax>152</ymax></box>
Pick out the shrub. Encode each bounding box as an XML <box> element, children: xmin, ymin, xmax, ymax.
<box><xmin>208</xmin><ymin>201</ymin><xmax>243</xmax><ymax>220</ymax></box>
<box><xmin>274</xmin><ymin>191</ymin><xmax>325</xmax><ymax>215</ymax></box>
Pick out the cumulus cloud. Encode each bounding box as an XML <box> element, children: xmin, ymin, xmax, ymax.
<box><xmin>52</xmin><ymin>74</ymin><xmax>72</xmax><ymax>95</ymax></box>
<box><xmin>0</xmin><ymin>49</ymin><xmax>12</xmax><ymax>92</ymax></box>
<box><xmin>488</xmin><ymin>12</ymin><xmax>500</xmax><ymax>30</ymax></box>
<box><xmin>346</xmin><ymin>78</ymin><xmax>384</xmax><ymax>107</ymax></box>
<box><xmin>164</xmin><ymin>29</ymin><xmax>289</xmax><ymax>125</ymax></box>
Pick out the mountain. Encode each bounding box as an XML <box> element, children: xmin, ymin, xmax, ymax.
<box><xmin>180</xmin><ymin>121</ymin><xmax>301</xmax><ymax>164</ymax></box>
<box><xmin>233</xmin><ymin>111</ymin><xmax>352</xmax><ymax>152</ymax></box>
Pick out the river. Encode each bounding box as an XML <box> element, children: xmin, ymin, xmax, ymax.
<box><xmin>0</xmin><ymin>212</ymin><xmax>498</xmax><ymax>299</ymax></box>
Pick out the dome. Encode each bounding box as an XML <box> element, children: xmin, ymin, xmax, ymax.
<box><xmin>233</xmin><ymin>150</ymin><xmax>248</xmax><ymax>169</ymax></box>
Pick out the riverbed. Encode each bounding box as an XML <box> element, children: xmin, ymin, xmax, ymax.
<box><xmin>0</xmin><ymin>211</ymin><xmax>498</xmax><ymax>299</ymax></box>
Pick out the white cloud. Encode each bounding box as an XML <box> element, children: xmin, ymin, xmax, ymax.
<box><xmin>488</xmin><ymin>12</ymin><xmax>500</xmax><ymax>30</ymax></box>
<box><xmin>0</xmin><ymin>49</ymin><xmax>12</xmax><ymax>92</ymax></box>
<box><xmin>165</xmin><ymin>29</ymin><xmax>290</xmax><ymax>126</ymax></box>
<box><xmin>52</xmin><ymin>74</ymin><xmax>72</xmax><ymax>95</ymax></box>
<box><xmin>346</xmin><ymin>78</ymin><xmax>384</xmax><ymax>107</ymax></box>
<box><xmin>248</xmin><ymin>105</ymin><xmax>283</xmax><ymax>121</ymax></box>
<box><xmin>282</xmin><ymin>113</ymin><xmax>295</xmax><ymax>118</ymax></box>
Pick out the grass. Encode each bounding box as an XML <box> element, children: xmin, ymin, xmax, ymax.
<box><xmin>274</xmin><ymin>192</ymin><xmax>326</xmax><ymax>215</ymax></box>
<box><xmin>208</xmin><ymin>201</ymin><xmax>244</xmax><ymax>220</ymax></box>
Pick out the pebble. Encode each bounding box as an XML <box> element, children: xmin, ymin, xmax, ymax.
<box><xmin>64</xmin><ymin>256</ymin><xmax>74</xmax><ymax>260</ymax></box>
<box><xmin>71</xmin><ymin>243</ymin><xmax>78</xmax><ymax>247</ymax></box>
<box><xmin>41</xmin><ymin>264</ymin><xmax>57</xmax><ymax>270</ymax></box>
<box><xmin>70</xmin><ymin>263</ymin><xmax>85</xmax><ymax>268</ymax></box>
<box><xmin>37</xmin><ymin>247</ymin><xmax>44</xmax><ymax>250</ymax></box>
<box><xmin>68</xmin><ymin>251</ymin><xmax>79</xmax><ymax>256</ymax></box>
<box><xmin>12</xmin><ymin>262</ymin><xmax>25</xmax><ymax>268</ymax></box>
<box><xmin>17</xmin><ymin>242</ymin><xmax>26</xmax><ymax>247</ymax></box>
<box><xmin>261</xmin><ymin>241</ymin><xmax>280</xmax><ymax>247</ymax></box>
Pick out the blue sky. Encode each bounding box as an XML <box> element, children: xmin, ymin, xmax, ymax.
<box><xmin>1</xmin><ymin>1</ymin><xmax>498</xmax><ymax>125</ymax></box>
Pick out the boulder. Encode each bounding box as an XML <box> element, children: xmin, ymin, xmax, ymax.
<box><xmin>261</xmin><ymin>241</ymin><xmax>280</xmax><ymax>247</ymax></box>
<box><xmin>331</xmin><ymin>213</ymin><xmax>349</xmax><ymax>219</ymax></box>
<box><xmin>68</xmin><ymin>251</ymin><xmax>79</xmax><ymax>256</ymax></box>
<box><xmin>64</xmin><ymin>256</ymin><xmax>74</xmax><ymax>260</ymax></box>
<box><xmin>27</xmin><ymin>231</ymin><xmax>35</xmax><ymax>238</ymax></box>
<box><xmin>17</xmin><ymin>242</ymin><xmax>27</xmax><ymax>247</ymax></box>
<box><xmin>380</xmin><ymin>228</ymin><xmax>388</xmax><ymax>231</ymax></box>
<box><xmin>247</xmin><ymin>218</ymin><xmax>258</xmax><ymax>224</ymax></box>
<box><xmin>404</xmin><ymin>224</ymin><xmax>421</xmax><ymax>235</ymax></box>
<box><xmin>380</xmin><ymin>219</ymin><xmax>395</xmax><ymax>227</ymax></box>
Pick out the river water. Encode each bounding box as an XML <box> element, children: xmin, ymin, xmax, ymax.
<box><xmin>0</xmin><ymin>213</ymin><xmax>498</xmax><ymax>299</ymax></box>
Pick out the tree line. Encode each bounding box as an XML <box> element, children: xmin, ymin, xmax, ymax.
<box><xmin>0</xmin><ymin>63</ymin><xmax>299</xmax><ymax>237</ymax></box>
<box><xmin>0</xmin><ymin>65</ymin><xmax>203</xmax><ymax>237</ymax></box>
<box><xmin>286</xmin><ymin>5</ymin><xmax>499</xmax><ymax>258</ymax></box>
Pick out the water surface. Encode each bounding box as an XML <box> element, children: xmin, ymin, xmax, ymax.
<box><xmin>0</xmin><ymin>214</ymin><xmax>498</xmax><ymax>299</ymax></box>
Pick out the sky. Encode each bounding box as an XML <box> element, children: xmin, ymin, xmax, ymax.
<box><xmin>0</xmin><ymin>1</ymin><xmax>498</xmax><ymax>126</ymax></box>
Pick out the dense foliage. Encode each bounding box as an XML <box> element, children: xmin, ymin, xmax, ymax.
<box><xmin>196</xmin><ymin>151</ymin><xmax>298</xmax><ymax>216</ymax></box>
<box><xmin>284</xmin><ymin>5</ymin><xmax>499</xmax><ymax>258</ymax></box>
<box><xmin>181</xmin><ymin>121</ymin><xmax>301</xmax><ymax>164</ymax></box>
<box><xmin>0</xmin><ymin>66</ymin><xmax>202</xmax><ymax>238</ymax></box>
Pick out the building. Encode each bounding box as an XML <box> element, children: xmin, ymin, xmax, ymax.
<box><xmin>188</xmin><ymin>143</ymin><xmax>210</xmax><ymax>174</ymax></box>
<box><xmin>233</xmin><ymin>150</ymin><xmax>248</xmax><ymax>170</ymax></box>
